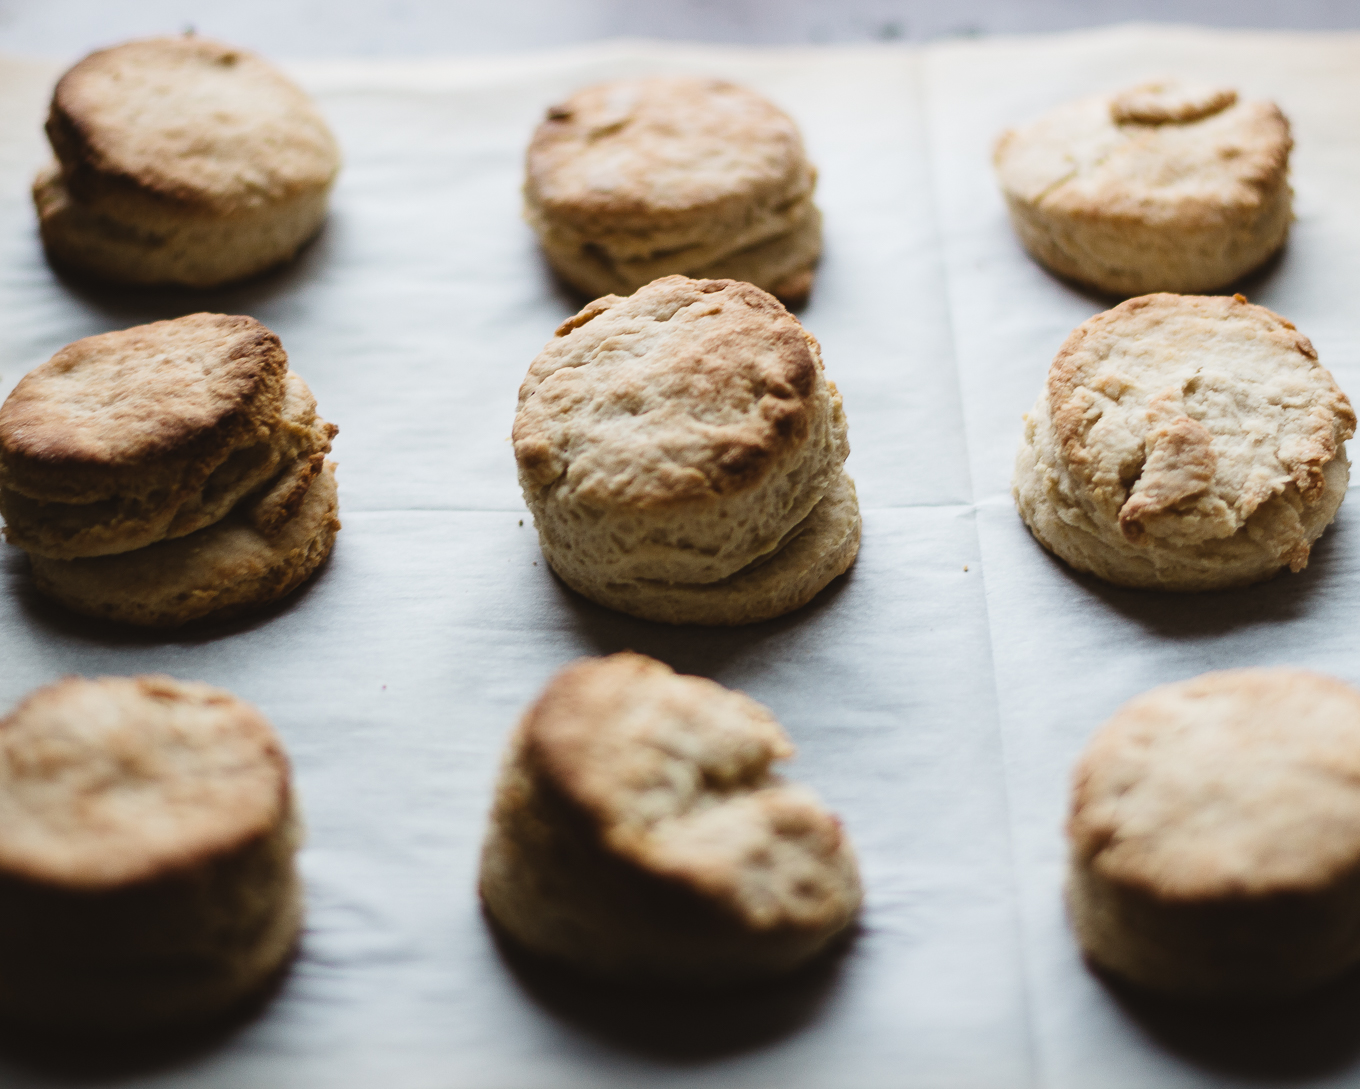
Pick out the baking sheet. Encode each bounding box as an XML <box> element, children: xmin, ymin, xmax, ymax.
<box><xmin>0</xmin><ymin>25</ymin><xmax>1357</xmax><ymax>1087</ymax></box>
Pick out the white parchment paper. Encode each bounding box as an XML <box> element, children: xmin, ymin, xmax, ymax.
<box><xmin>0</xmin><ymin>26</ymin><xmax>1357</xmax><ymax>1087</ymax></box>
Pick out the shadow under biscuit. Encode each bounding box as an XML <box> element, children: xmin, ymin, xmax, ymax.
<box><xmin>4</xmin><ymin>541</ymin><xmax>337</xmax><ymax>648</ymax></box>
<box><xmin>486</xmin><ymin>908</ymin><xmax>855</xmax><ymax>1062</ymax></box>
<box><xmin>1095</xmin><ymin>958</ymin><xmax>1360</xmax><ymax>1081</ymax></box>
<box><xmin>0</xmin><ymin>953</ymin><xmax>295</xmax><ymax>1081</ymax></box>
<box><xmin>545</xmin><ymin>560</ymin><xmax>857</xmax><ymax>681</ymax></box>
<box><xmin>39</xmin><ymin>213</ymin><xmax>342</xmax><ymax>328</ymax></box>
<box><xmin>1019</xmin><ymin>508</ymin><xmax>1340</xmax><ymax>640</ymax></box>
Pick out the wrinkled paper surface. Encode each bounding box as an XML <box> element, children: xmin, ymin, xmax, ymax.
<box><xmin>0</xmin><ymin>25</ymin><xmax>1359</xmax><ymax>1087</ymax></box>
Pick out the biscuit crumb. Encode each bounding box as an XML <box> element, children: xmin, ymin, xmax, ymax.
<box><xmin>963</xmin><ymin>565</ymin><xmax>969</xmax><ymax>571</ymax></box>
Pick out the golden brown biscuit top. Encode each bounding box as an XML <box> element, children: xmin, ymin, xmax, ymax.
<box><xmin>1071</xmin><ymin>670</ymin><xmax>1360</xmax><ymax>899</ymax></box>
<box><xmin>1045</xmin><ymin>294</ymin><xmax>1354</xmax><ymax>550</ymax></box>
<box><xmin>514</xmin><ymin>276</ymin><xmax>821</xmax><ymax>509</ymax></box>
<box><xmin>47</xmin><ymin>35</ymin><xmax>339</xmax><ymax>215</ymax></box>
<box><xmin>994</xmin><ymin>81</ymin><xmax>1290</xmax><ymax>226</ymax></box>
<box><xmin>523</xmin><ymin>652</ymin><xmax>857</xmax><ymax>931</ymax></box>
<box><xmin>0</xmin><ymin>313</ymin><xmax>287</xmax><ymax>473</ymax></box>
<box><xmin>526</xmin><ymin>77</ymin><xmax>812</xmax><ymax>227</ymax></box>
<box><xmin>0</xmin><ymin>675</ymin><xmax>289</xmax><ymax>890</ymax></box>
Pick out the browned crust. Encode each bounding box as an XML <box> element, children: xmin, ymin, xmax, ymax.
<box><xmin>521</xmin><ymin>654</ymin><xmax>792</xmax><ymax>825</ymax></box>
<box><xmin>0</xmin><ymin>314</ymin><xmax>287</xmax><ymax>505</ymax></box>
<box><xmin>1046</xmin><ymin>294</ymin><xmax>1352</xmax><ymax>509</ymax></box>
<box><xmin>526</xmin><ymin>77</ymin><xmax>812</xmax><ymax>234</ymax></box>
<box><xmin>29</xmin><ymin>461</ymin><xmax>341</xmax><ymax>628</ymax></box>
<box><xmin>1070</xmin><ymin>670</ymin><xmax>1360</xmax><ymax>901</ymax></box>
<box><xmin>997</xmin><ymin>96</ymin><xmax>1292</xmax><ymax>229</ymax></box>
<box><xmin>504</xmin><ymin>653</ymin><xmax>858</xmax><ymax>939</ymax></box>
<box><xmin>47</xmin><ymin>36</ymin><xmax>339</xmax><ymax>218</ymax></box>
<box><xmin>0</xmin><ymin>675</ymin><xmax>302</xmax><ymax>1032</ymax></box>
<box><xmin>0</xmin><ymin>675</ymin><xmax>289</xmax><ymax>890</ymax></box>
<box><xmin>514</xmin><ymin>276</ymin><xmax>819</xmax><ymax>509</ymax></box>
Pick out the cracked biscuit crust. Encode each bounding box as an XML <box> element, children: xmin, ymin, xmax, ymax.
<box><xmin>1068</xmin><ymin>669</ymin><xmax>1360</xmax><ymax>998</ymax></box>
<box><xmin>479</xmin><ymin>652</ymin><xmax>862</xmax><ymax>984</ymax></box>
<box><xmin>0</xmin><ymin>675</ymin><xmax>302</xmax><ymax>1029</ymax></box>
<box><xmin>1013</xmin><ymin>293</ymin><xmax>1354</xmax><ymax>591</ymax></box>
<box><xmin>994</xmin><ymin>80</ymin><xmax>1292</xmax><ymax>296</ymax></box>
<box><xmin>525</xmin><ymin>77</ymin><xmax>820</xmax><ymax>300</ymax></box>
<box><xmin>513</xmin><ymin>276</ymin><xmax>857</xmax><ymax>624</ymax></box>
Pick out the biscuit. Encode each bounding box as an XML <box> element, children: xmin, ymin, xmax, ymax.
<box><xmin>525</xmin><ymin>78</ymin><xmax>821</xmax><ymax>304</ymax></box>
<box><xmin>0</xmin><ymin>314</ymin><xmax>335</xmax><ymax>559</ymax></box>
<box><xmin>34</xmin><ymin>35</ymin><xmax>340</xmax><ymax>288</ymax></box>
<box><xmin>513</xmin><ymin>276</ymin><xmax>859</xmax><ymax>625</ymax></box>
<box><xmin>479</xmin><ymin>653</ymin><xmax>862</xmax><ymax>985</ymax></box>
<box><xmin>1069</xmin><ymin>669</ymin><xmax>1360</xmax><ymax>1000</ymax></box>
<box><xmin>994</xmin><ymin>80</ymin><xmax>1292</xmax><ymax>296</ymax></box>
<box><xmin>30</xmin><ymin>461</ymin><xmax>340</xmax><ymax>627</ymax></box>
<box><xmin>1013</xmin><ymin>293</ymin><xmax>1353</xmax><ymax>591</ymax></box>
<box><xmin>0</xmin><ymin>675</ymin><xmax>301</xmax><ymax>1030</ymax></box>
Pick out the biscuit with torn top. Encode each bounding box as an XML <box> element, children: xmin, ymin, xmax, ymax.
<box><xmin>1012</xmin><ymin>293</ymin><xmax>1353</xmax><ymax>591</ymax></box>
<box><xmin>479</xmin><ymin>653</ymin><xmax>862</xmax><ymax>985</ymax></box>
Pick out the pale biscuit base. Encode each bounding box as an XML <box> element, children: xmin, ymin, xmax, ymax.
<box><xmin>537</xmin><ymin>204</ymin><xmax>823</xmax><ymax>305</ymax></box>
<box><xmin>480</xmin><ymin>653</ymin><xmax>862</xmax><ymax>985</ymax></box>
<box><xmin>29</xmin><ymin>462</ymin><xmax>339</xmax><ymax>627</ymax></box>
<box><xmin>34</xmin><ymin>164</ymin><xmax>330</xmax><ymax>289</ymax></box>
<box><xmin>1068</xmin><ymin>669</ymin><xmax>1360</xmax><ymax>999</ymax></box>
<box><xmin>0</xmin><ymin>675</ymin><xmax>302</xmax><ymax>1030</ymax></box>
<box><xmin>543</xmin><ymin>469</ymin><xmax>861</xmax><ymax>625</ymax></box>
<box><xmin>1001</xmin><ymin>184</ymin><xmax>1292</xmax><ymax>299</ymax></box>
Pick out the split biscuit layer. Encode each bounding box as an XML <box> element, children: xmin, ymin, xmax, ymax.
<box><xmin>0</xmin><ymin>313</ymin><xmax>340</xmax><ymax>625</ymax></box>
